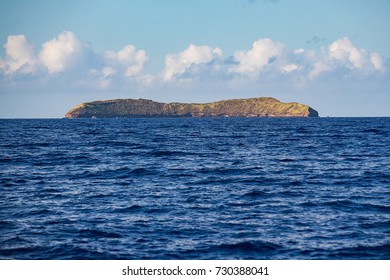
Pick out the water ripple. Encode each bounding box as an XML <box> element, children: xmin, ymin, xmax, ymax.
<box><xmin>0</xmin><ymin>118</ymin><xmax>389</xmax><ymax>259</ymax></box>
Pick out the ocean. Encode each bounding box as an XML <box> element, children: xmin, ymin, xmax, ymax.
<box><xmin>0</xmin><ymin>117</ymin><xmax>389</xmax><ymax>259</ymax></box>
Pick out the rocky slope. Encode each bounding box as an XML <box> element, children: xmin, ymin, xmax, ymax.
<box><xmin>65</xmin><ymin>97</ymin><xmax>319</xmax><ymax>118</ymax></box>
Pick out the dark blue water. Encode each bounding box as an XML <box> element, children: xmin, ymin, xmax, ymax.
<box><xmin>0</xmin><ymin>118</ymin><xmax>389</xmax><ymax>259</ymax></box>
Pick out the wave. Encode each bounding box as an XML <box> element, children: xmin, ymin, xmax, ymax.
<box><xmin>1</xmin><ymin>117</ymin><xmax>389</xmax><ymax>259</ymax></box>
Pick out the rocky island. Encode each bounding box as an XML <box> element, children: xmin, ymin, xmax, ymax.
<box><xmin>65</xmin><ymin>97</ymin><xmax>319</xmax><ymax>118</ymax></box>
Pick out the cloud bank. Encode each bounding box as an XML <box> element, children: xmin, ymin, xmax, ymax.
<box><xmin>0</xmin><ymin>31</ymin><xmax>387</xmax><ymax>93</ymax></box>
<box><xmin>0</xmin><ymin>31</ymin><xmax>148</xmax><ymax>90</ymax></box>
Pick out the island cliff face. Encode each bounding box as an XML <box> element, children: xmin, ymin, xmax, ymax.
<box><xmin>65</xmin><ymin>97</ymin><xmax>319</xmax><ymax>118</ymax></box>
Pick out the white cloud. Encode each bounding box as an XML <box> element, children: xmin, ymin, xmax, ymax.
<box><xmin>95</xmin><ymin>67</ymin><xmax>117</xmax><ymax>89</ymax></box>
<box><xmin>281</xmin><ymin>63</ymin><xmax>301</xmax><ymax>73</ymax></box>
<box><xmin>1</xmin><ymin>35</ymin><xmax>37</xmax><ymax>75</ymax></box>
<box><xmin>309</xmin><ymin>37</ymin><xmax>385</xmax><ymax>78</ymax></box>
<box><xmin>293</xmin><ymin>48</ymin><xmax>305</xmax><ymax>55</ymax></box>
<box><xmin>162</xmin><ymin>44</ymin><xmax>222</xmax><ymax>81</ymax></box>
<box><xmin>102</xmin><ymin>67</ymin><xmax>117</xmax><ymax>78</ymax></box>
<box><xmin>328</xmin><ymin>37</ymin><xmax>368</xmax><ymax>69</ymax></box>
<box><xmin>83</xmin><ymin>45</ymin><xmax>148</xmax><ymax>89</ymax></box>
<box><xmin>370</xmin><ymin>52</ymin><xmax>384</xmax><ymax>71</ymax></box>
<box><xmin>230</xmin><ymin>38</ymin><xmax>283</xmax><ymax>74</ymax></box>
<box><xmin>39</xmin><ymin>31</ymin><xmax>86</xmax><ymax>74</ymax></box>
<box><xmin>309</xmin><ymin>60</ymin><xmax>331</xmax><ymax>79</ymax></box>
<box><xmin>38</xmin><ymin>31</ymin><xmax>148</xmax><ymax>79</ymax></box>
<box><xmin>104</xmin><ymin>45</ymin><xmax>148</xmax><ymax>77</ymax></box>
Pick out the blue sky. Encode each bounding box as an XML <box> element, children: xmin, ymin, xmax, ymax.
<box><xmin>1</xmin><ymin>0</ymin><xmax>389</xmax><ymax>117</ymax></box>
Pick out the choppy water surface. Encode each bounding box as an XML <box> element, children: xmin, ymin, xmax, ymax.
<box><xmin>0</xmin><ymin>118</ymin><xmax>389</xmax><ymax>259</ymax></box>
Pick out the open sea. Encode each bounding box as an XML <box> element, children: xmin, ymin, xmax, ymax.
<box><xmin>0</xmin><ymin>117</ymin><xmax>389</xmax><ymax>259</ymax></box>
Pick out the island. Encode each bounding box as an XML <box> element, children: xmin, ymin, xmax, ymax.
<box><xmin>65</xmin><ymin>97</ymin><xmax>319</xmax><ymax>118</ymax></box>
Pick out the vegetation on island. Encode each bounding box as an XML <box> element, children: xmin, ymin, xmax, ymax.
<box><xmin>65</xmin><ymin>97</ymin><xmax>319</xmax><ymax>118</ymax></box>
